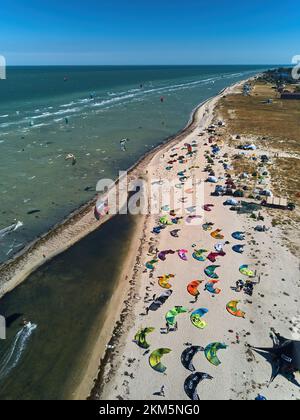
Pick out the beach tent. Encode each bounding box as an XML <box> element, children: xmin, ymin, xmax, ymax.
<box><xmin>148</xmin><ymin>290</ymin><xmax>173</xmax><ymax>312</ymax></box>
<box><xmin>149</xmin><ymin>348</ymin><xmax>172</xmax><ymax>373</ymax></box>
<box><xmin>166</xmin><ymin>306</ymin><xmax>188</xmax><ymax>326</ymax></box>
<box><xmin>205</xmin><ymin>280</ymin><xmax>221</xmax><ymax>295</ymax></box>
<box><xmin>134</xmin><ymin>327</ymin><xmax>155</xmax><ymax>349</ymax></box>
<box><xmin>181</xmin><ymin>346</ymin><xmax>204</xmax><ymax>372</ymax></box>
<box><xmin>187</xmin><ymin>280</ymin><xmax>202</xmax><ymax>297</ymax></box>
<box><xmin>251</xmin><ymin>333</ymin><xmax>300</xmax><ymax>387</ymax></box>
<box><xmin>205</xmin><ymin>343</ymin><xmax>228</xmax><ymax>367</ymax></box>
<box><xmin>190</xmin><ymin>308</ymin><xmax>209</xmax><ymax>329</ymax></box>
<box><xmin>226</xmin><ymin>300</ymin><xmax>246</xmax><ymax>318</ymax></box>
<box><xmin>184</xmin><ymin>372</ymin><xmax>213</xmax><ymax>400</ymax></box>
<box><xmin>204</xmin><ymin>265</ymin><xmax>220</xmax><ymax>279</ymax></box>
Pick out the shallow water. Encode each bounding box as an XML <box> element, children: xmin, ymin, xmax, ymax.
<box><xmin>0</xmin><ymin>65</ymin><xmax>270</xmax><ymax>262</ymax></box>
<box><xmin>0</xmin><ymin>214</ymin><xmax>135</xmax><ymax>400</ymax></box>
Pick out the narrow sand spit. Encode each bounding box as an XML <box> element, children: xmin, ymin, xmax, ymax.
<box><xmin>90</xmin><ymin>80</ymin><xmax>299</xmax><ymax>401</ymax></box>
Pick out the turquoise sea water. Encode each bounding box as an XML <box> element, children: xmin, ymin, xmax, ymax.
<box><xmin>0</xmin><ymin>66</ymin><xmax>271</xmax><ymax>399</ymax></box>
<box><xmin>0</xmin><ymin>65</ymin><xmax>269</xmax><ymax>262</ymax></box>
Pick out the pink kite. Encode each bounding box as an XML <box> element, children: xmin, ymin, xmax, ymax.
<box><xmin>178</xmin><ymin>249</ymin><xmax>188</xmax><ymax>261</ymax></box>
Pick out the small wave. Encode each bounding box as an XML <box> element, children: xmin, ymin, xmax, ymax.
<box><xmin>0</xmin><ymin>114</ymin><xmax>9</xmax><ymax>118</ymax></box>
<box><xmin>0</xmin><ymin>323</ymin><xmax>37</xmax><ymax>381</ymax></box>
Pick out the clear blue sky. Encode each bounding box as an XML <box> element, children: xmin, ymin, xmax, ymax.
<box><xmin>1</xmin><ymin>0</ymin><xmax>299</xmax><ymax>65</ymax></box>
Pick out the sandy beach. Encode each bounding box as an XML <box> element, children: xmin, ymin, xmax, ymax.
<box><xmin>87</xmin><ymin>79</ymin><xmax>300</xmax><ymax>401</ymax></box>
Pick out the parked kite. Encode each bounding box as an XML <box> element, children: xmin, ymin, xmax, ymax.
<box><xmin>211</xmin><ymin>229</ymin><xmax>224</xmax><ymax>240</ymax></box>
<box><xmin>158</xmin><ymin>274</ymin><xmax>175</xmax><ymax>289</ymax></box>
<box><xmin>207</xmin><ymin>251</ymin><xmax>226</xmax><ymax>263</ymax></box>
<box><xmin>148</xmin><ymin>290</ymin><xmax>173</xmax><ymax>311</ymax></box>
<box><xmin>205</xmin><ymin>342</ymin><xmax>228</xmax><ymax>366</ymax></box>
<box><xmin>203</xmin><ymin>204</ymin><xmax>214</xmax><ymax>212</ymax></box>
<box><xmin>158</xmin><ymin>250</ymin><xmax>175</xmax><ymax>261</ymax></box>
<box><xmin>232</xmin><ymin>244</ymin><xmax>245</xmax><ymax>254</ymax></box>
<box><xmin>134</xmin><ymin>328</ymin><xmax>155</xmax><ymax>349</ymax></box>
<box><xmin>191</xmin><ymin>308</ymin><xmax>209</xmax><ymax>329</ymax></box>
<box><xmin>232</xmin><ymin>231</ymin><xmax>246</xmax><ymax>241</ymax></box>
<box><xmin>205</xmin><ymin>280</ymin><xmax>221</xmax><ymax>295</ymax></box>
<box><xmin>204</xmin><ymin>265</ymin><xmax>220</xmax><ymax>279</ymax></box>
<box><xmin>226</xmin><ymin>300</ymin><xmax>246</xmax><ymax>318</ymax></box>
<box><xmin>149</xmin><ymin>348</ymin><xmax>172</xmax><ymax>373</ymax></box>
<box><xmin>181</xmin><ymin>346</ymin><xmax>205</xmax><ymax>372</ymax></box>
<box><xmin>178</xmin><ymin>249</ymin><xmax>188</xmax><ymax>261</ymax></box>
<box><xmin>239</xmin><ymin>264</ymin><xmax>255</xmax><ymax>277</ymax></box>
<box><xmin>192</xmin><ymin>249</ymin><xmax>207</xmax><ymax>262</ymax></box>
<box><xmin>166</xmin><ymin>306</ymin><xmax>188</xmax><ymax>326</ymax></box>
<box><xmin>187</xmin><ymin>280</ymin><xmax>202</xmax><ymax>297</ymax></box>
<box><xmin>145</xmin><ymin>259</ymin><xmax>158</xmax><ymax>270</ymax></box>
<box><xmin>184</xmin><ymin>372</ymin><xmax>213</xmax><ymax>400</ymax></box>
<box><xmin>170</xmin><ymin>229</ymin><xmax>180</xmax><ymax>238</ymax></box>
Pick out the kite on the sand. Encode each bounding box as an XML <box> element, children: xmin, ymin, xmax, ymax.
<box><xmin>145</xmin><ymin>259</ymin><xmax>158</xmax><ymax>270</ymax></box>
<box><xmin>170</xmin><ymin>229</ymin><xmax>180</xmax><ymax>238</ymax></box>
<box><xmin>190</xmin><ymin>308</ymin><xmax>209</xmax><ymax>329</ymax></box>
<box><xmin>181</xmin><ymin>346</ymin><xmax>205</xmax><ymax>372</ymax></box>
<box><xmin>158</xmin><ymin>274</ymin><xmax>175</xmax><ymax>289</ymax></box>
<box><xmin>204</xmin><ymin>265</ymin><xmax>220</xmax><ymax>279</ymax></box>
<box><xmin>232</xmin><ymin>231</ymin><xmax>246</xmax><ymax>241</ymax></box>
<box><xmin>211</xmin><ymin>229</ymin><xmax>224</xmax><ymax>240</ymax></box>
<box><xmin>134</xmin><ymin>328</ymin><xmax>155</xmax><ymax>349</ymax></box>
<box><xmin>205</xmin><ymin>342</ymin><xmax>228</xmax><ymax>366</ymax></box>
<box><xmin>166</xmin><ymin>306</ymin><xmax>188</xmax><ymax>326</ymax></box>
<box><xmin>226</xmin><ymin>300</ymin><xmax>246</xmax><ymax>318</ymax></box>
<box><xmin>184</xmin><ymin>372</ymin><xmax>213</xmax><ymax>400</ymax></box>
<box><xmin>207</xmin><ymin>251</ymin><xmax>226</xmax><ymax>263</ymax></box>
<box><xmin>202</xmin><ymin>223</ymin><xmax>214</xmax><ymax>231</ymax></box>
<box><xmin>239</xmin><ymin>264</ymin><xmax>255</xmax><ymax>277</ymax></box>
<box><xmin>205</xmin><ymin>280</ymin><xmax>221</xmax><ymax>295</ymax></box>
<box><xmin>159</xmin><ymin>216</ymin><xmax>173</xmax><ymax>226</ymax></box>
<box><xmin>251</xmin><ymin>332</ymin><xmax>300</xmax><ymax>388</ymax></box>
<box><xmin>203</xmin><ymin>204</ymin><xmax>214</xmax><ymax>212</ymax></box>
<box><xmin>158</xmin><ymin>250</ymin><xmax>175</xmax><ymax>261</ymax></box>
<box><xmin>232</xmin><ymin>244</ymin><xmax>245</xmax><ymax>254</ymax></box>
<box><xmin>187</xmin><ymin>280</ymin><xmax>203</xmax><ymax>297</ymax></box>
<box><xmin>178</xmin><ymin>249</ymin><xmax>188</xmax><ymax>261</ymax></box>
<box><xmin>192</xmin><ymin>249</ymin><xmax>207</xmax><ymax>262</ymax></box>
<box><xmin>149</xmin><ymin>348</ymin><xmax>172</xmax><ymax>373</ymax></box>
<box><xmin>148</xmin><ymin>290</ymin><xmax>173</xmax><ymax>311</ymax></box>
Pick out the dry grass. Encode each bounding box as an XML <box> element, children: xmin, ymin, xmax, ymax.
<box><xmin>217</xmin><ymin>81</ymin><xmax>300</xmax><ymax>154</ymax></box>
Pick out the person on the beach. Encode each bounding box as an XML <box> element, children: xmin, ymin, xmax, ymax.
<box><xmin>160</xmin><ymin>386</ymin><xmax>165</xmax><ymax>397</ymax></box>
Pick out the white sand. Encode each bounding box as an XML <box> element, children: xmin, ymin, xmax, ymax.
<box><xmin>97</xmin><ymin>82</ymin><xmax>300</xmax><ymax>401</ymax></box>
